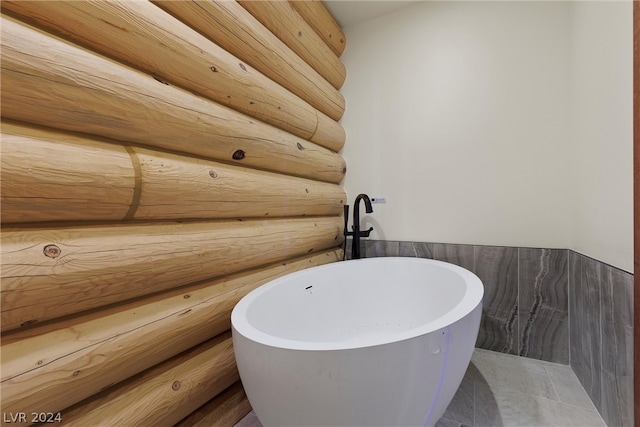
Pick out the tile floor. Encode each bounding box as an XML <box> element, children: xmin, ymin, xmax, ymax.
<box><xmin>235</xmin><ymin>349</ymin><xmax>606</xmax><ymax>427</ymax></box>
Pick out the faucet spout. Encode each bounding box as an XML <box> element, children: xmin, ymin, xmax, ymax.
<box><xmin>356</xmin><ymin>194</ymin><xmax>373</xmax><ymax>214</ymax></box>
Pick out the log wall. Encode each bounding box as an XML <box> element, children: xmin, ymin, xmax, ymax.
<box><xmin>237</xmin><ymin>0</ymin><xmax>346</xmax><ymax>89</ymax></box>
<box><xmin>0</xmin><ymin>1</ymin><xmax>347</xmax><ymax>425</ymax></box>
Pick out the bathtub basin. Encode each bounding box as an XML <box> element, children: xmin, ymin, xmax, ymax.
<box><xmin>232</xmin><ymin>257</ymin><xmax>483</xmax><ymax>427</ymax></box>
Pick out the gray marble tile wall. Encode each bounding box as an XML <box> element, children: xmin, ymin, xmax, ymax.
<box><xmin>353</xmin><ymin>239</ymin><xmax>569</xmax><ymax>363</ymax></box>
<box><xmin>569</xmin><ymin>251</ymin><xmax>633</xmax><ymax>427</ymax></box>
<box><xmin>348</xmin><ymin>239</ymin><xmax>634</xmax><ymax>427</ymax></box>
<box><xmin>519</xmin><ymin>248</ymin><xmax>569</xmax><ymax>363</ymax></box>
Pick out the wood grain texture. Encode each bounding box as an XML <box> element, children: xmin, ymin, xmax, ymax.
<box><xmin>1</xmin><ymin>250</ymin><xmax>341</xmax><ymax>418</ymax></box>
<box><xmin>0</xmin><ymin>15</ymin><xmax>346</xmax><ymax>184</ymax></box>
<box><xmin>312</xmin><ymin>110</ymin><xmax>346</xmax><ymax>152</ymax></box>
<box><xmin>290</xmin><ymin>0</ymin><xmax>346</xmax><ymax>57</ymax></box>
<box><xmin>0</xmin><ymin>3</ymin><xmax>350</xmax><ymax>424</ymax></box>
<box><xmin>61</xmin><ymin>333</ymin><xmax>238</xmax><ymax>427</ymax></box>
<box><xmin>132</xmin><ymin>146</ymin><xmax>346</xmax><ymax>220</ymax></box>
<box><xmin>311</xmin><ymin>110</ymin><xmax>346</xmax><ymax>152</ymax></box>
<box><xmin>1</xmin><ymin>217</ymin><xmax>343</xmax><ymax>331</ymax></box>
<box><xmin>153</xmin><ymin>0</ymin><xmax>345</xmax><ymax>121</ymax></box>
<box><xmin>1</xmin><ymin>123</ymin><xmax>135</xmax><ymax>223</ymax></box>
<box><xmin>238</xmin><ymin>0</ymin><xmax>346</xmax><ymax>89</ymax></box>
<box><xmin>0</xmin><ymin>123</ymin><xmax>345</xmax><ymax>223</ymax></box>
<box><xmin>1</xmin><ymin>0</ymin><xmax>344</xmax><ymax>151</ymax></box>
<box><xmin>175</xmin><ymin>382</ymin><xmax>251</xmax><ymax>427</ymax></box>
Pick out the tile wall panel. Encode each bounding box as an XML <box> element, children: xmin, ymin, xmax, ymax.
<box><xmin>582</xmin><ymin>255</ymin><xmax>604</xmax><ymax>410</ymax></box>
<box><xmin>433</xmin><ymin>243</ymin><xmax>475</xmax><ymax>271</ymax></box>
<box><xmin>599</xmin><ymin>265</ymin><xmax>633</xmax><ymax>427</ymax></box>
<box><xmin>570</xmin><ymin>251</ymin><xmax>634</xmax><ymax>427</ymax></box>
<box><xmin>351</xmin><ymin>239</ymin><xmax>633</xmax><ymax>426</ymax></box>
<box><xmin>473</xmin><ymin>246</ymin><xmax>519</xmax><ymax>355</ymax></box>
<box><xmin>518</xmin><ymin>248</ymin><xmax>569</xmax><ymax>363</ymax></box>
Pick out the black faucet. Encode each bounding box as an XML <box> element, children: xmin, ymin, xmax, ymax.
<box><xmin>343</xmin><ymin>193</ymin><xmax>373</xmax><ymax>259</ymax></box>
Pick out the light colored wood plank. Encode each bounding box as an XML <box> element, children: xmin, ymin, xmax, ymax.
<box><xmin>312</xmin><ymin>110</ymin><xmax>346</xmax><ymax>153</ymax></box>
<box><xmin>175</xmin><ymin>382</ymin><xmax>251</xmax><ymax>427</ymax></box>
<box><xmin>132</xmin><ymin>146</ymin><xmax>346</xmax><ymax>220</ymax></box>
<box><xmin>310</xmin><ymin>109</ymin><xmax>346</xmax><ymax>152</ymax></box>
<box><xmin>61</xmin><ymin>333</ymin><xmax>238</xmax><ymax>427</ymax></box>
<box><xmin>1</xmin><ymin>123</ymin><xmax>135</xmax><ymax>223</ymax></box>
<box><xmin>1</xmin><ymin>217</ymin><xmax>343</xmax><ymax>331</ymax></box>
<box><xmin>153</xmin><ymin>0</ymin><xmax>345</xmax><ymax>121</ymax></box>
<box><xmin>238</xmin><ymin>0</ymin><xmax>346</xmax><ymax>89</ymax></box>
<box><xmin>2</xmin><ymin>0</ymin><xmax>345</xmax><ymax>151</ymax></box>
<box><xmin>0</xmin><ymin>15</ymin><xmax>345</xmax><ymax>183</ymax></box>
<box><xmin>0</xmin><ymin>123</ymin><xmax>345</xmax><ymax>223</ymax></box>
<box><xmin>290</xmin><ymin>0</ymin><xmax>346</xmax><ymax>57</ymax></box>
<box><xmin>1</xmin><ymin>250</ymin><xmax>341</xmax><ymax>419</ymax></box>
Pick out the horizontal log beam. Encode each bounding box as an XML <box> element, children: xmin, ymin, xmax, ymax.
<box><xmin>61</xmin><ymin>333</ymin><xmax>238</xmax><ymax>427</ymax></box>
<box><xmin>0</xmin><ymin>15</ymin><xmax>346</xmax><ymax>183</ymax></box>
<box><xmin>290</xmin><ymin>0</ymin><xmax>346</xmax><ymax>57</ymax></box>
<box><xmin>1</xmin><ymin>217</ymin><xmax>343</xmax><ymax>331</ymax></box>
<box><xmin>153</xmin><ymin>0</ymin><xmax>345</xmax><ymax>121</ymax></box>
<box><xmin>314</xmin><ymin>110</ymin><xmax>346</xmax><ymax>153</ymax></box>
<box><xmin>1</xmin><ymin>123</ymin><xmax>346</xmax><ymax>224</ymax></box>
<box><xmin>1</xmin><ymin>250</ymin><xmax>341</xmax><ymax>419</ymax></box>
<box><xmin>175</xmin><ymin>382</ymin><xmax>251</xmax><ymax>427</ymax></box>
<box><xmin>132</xmin><ymin>146</ymin><xmax>346</xmax><ymax>220</ymax></box>
<box><xmin>0</xmin><ymin>123</ymin><xmax>135</xmax><ymax>223</ymax></box>
<box><xmin>238</xmin><ymin>0</ymin><xmax>346</xmax><ymax>89</ymax></box>
<box><xmin>1</xmin><ymin>1</ymin><xmax>344</xmax><ymax>151</ymax></box>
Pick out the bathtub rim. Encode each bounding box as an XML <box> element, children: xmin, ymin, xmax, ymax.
<box><xmin>231</xmin><ymin>257</ymin><xmax>483</xmax><ymax>351</ymax></box>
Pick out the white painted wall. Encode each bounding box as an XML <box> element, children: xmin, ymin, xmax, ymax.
<box><xmin>339</xmin><ymin>1</ymin><xmax>633</xmax><ymax>272</ymax></box>
<box><xmin>340</xmin><ymin>1</ymin><xmax>572</xmax><ymax>248</ymax></box>
<box><xmin>568</xmin><ymin>1</ymin><xmax>633</xmax><ymax>273</ymax></box>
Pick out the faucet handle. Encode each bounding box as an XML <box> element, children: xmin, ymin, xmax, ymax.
<box><xmin>360</xmin><ymin>227</ymin><xmax>373</xmax><ymax>237</ymax></box>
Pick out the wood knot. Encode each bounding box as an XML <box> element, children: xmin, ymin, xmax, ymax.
<box><xmin>210</xmin><ymin>65</ymin><xmax>218</xmax><ymax>72</ymax></box>
<box><xmin>72</xmin><ymin>370</ymin><xmax>81</xmax><ymax>377</ymax></box>
<box><xmin>183</xmin><ymin>294</ymin><xmax>190</xmax><ymax>299</ymax></box>
<box><xmin>239</xmin><ymin>63</ymin><xmax>247</xmax><ymax>71</ymax></box>
<box><xmin>172</xmin><ymin>381</ymin><xmax>181</xmax><ymax>391</ymax></box>
<box><xmin>305</xmin><ymin>188</ymin><xmax>309</xmax><ymax>193</ymax></box>
<box><xmin>208</xmin><ymin>170</ymin><xmax>218</xmax><ymax>179</ymax></box>
<box><xmin>342</xmin><ymin>166</ymin><xmax>347</xmax><ymax>174</ymax></box>
<box><xmin>43</xmin><ymin>245</ymin><xmax>61</xmax><ymax>258</ymax></box>
<box><xmin>232</xmin><ymin>150</ymin><xmax>246</xmax><ymax>160</ymax></box>
<box><xmin>296</xmin><ymin>142</ymin><xmax>305</xmax><ymax>151</ymax></box>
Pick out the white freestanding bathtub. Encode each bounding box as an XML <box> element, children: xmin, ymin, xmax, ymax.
<box><xmin>232</xmin><ymin>257</ymin><xmax>483</xmax><ymax>427</ymax></box>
